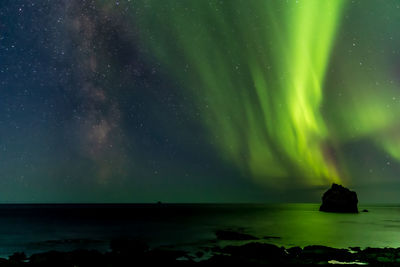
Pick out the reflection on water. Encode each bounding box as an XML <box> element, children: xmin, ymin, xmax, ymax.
<box><xmin>237</xmin><ymin>204</ymin><xmax>400</xmax><ymax>248</ymax></box>
<box><xmin>0</xmin><ymin>204</ymin><xmax>399</xmax><ymax>257</ymax></box>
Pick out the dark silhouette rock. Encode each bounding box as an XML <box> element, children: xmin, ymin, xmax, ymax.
<box><xmin>110</xmin><ymin>238</ymin><xmax>148</xmax><ymax>255</ymax></box>
<box><xmin>319</xmin><ymin>183</ymin><xmax>358</xmax><ymax>213</ymax></box>
<box><xmin>301</xmin><ymin>245</ymin><xmax>353</xmax><ymax>262</ymax></box>
<box><xmin>195</xmin><ymin>251</ymin><xmax>204</xmax><ymax>258</ymax></box>
<box><xmin>3</xmin><ymin>242</ymin><xmax>400</xmax><ymax>266</ymax></box>
<box><xmin>286</xmin><ymin>246</ymin><xmax>302</xmax><ymax>258</ymax></box>
<box><xmin>215</xmin><ymin>230</ymin><xmax>259</xmax><ymax>241</ymax></box>
<box><xmin>218</xmin><ymin>242</ymin><xmax>286</xmax><ymax>263</ymax></box>
<box><xmin>362</xmin><ymin>209</ymin><xmax>368</xmax><ymax>212</ymax></box>
<box><xmin>349</xmin><ymin>246</ymin><xmax>361</xmax><ymax>252</ymax></box>
<box><xmin>9</xmin><ymin>252</ymin><xmax>26</xmax><ymax>262</ymax></box>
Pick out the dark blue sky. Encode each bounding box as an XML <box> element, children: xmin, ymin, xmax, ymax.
<box><xmin>0</xmin><ymin>0</ymin><xmax>273</xmax><ymax>203</ymax></box>
<box><xmin>1</xmin><ymin>0</ymin><xmax>400</xmax><ymax>203</ymax></box>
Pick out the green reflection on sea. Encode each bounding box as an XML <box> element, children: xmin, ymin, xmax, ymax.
<box><xmin>226</xmin><ymin>204</ymin><xmax>400</xmax><ymax>248</ymax></box>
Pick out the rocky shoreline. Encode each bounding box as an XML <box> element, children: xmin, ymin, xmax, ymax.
<box><xmin>1</xmin><ymin>239</ymin><xmax>400</xmax><ymax>266</ymax></box>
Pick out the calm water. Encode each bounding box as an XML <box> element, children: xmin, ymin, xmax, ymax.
<box><xmin>0</xmin><ymin>203</ymin><xmax>399</xmax><ymax>257</ymax></box>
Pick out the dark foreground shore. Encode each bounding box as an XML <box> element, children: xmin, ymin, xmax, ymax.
<box><xmin>1</xmin><ymin>239</ymin><xmax>399</xmax><ymax>266</ymax></box>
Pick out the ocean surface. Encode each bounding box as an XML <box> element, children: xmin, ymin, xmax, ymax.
<box><xmin>0</xmin><ymin>203</ymin><xmax>399</xmax><ymax>258</ymax></box>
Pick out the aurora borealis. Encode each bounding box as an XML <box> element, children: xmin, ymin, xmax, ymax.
<box><xmin>2</xmin><ymin>0</ymin><xmax>400</xmax><ymax>202</ymax></box>
<box><xmin>133</xmin><ymin>0</ymin><xmax>345</xmax><ymax>187</ymax></box>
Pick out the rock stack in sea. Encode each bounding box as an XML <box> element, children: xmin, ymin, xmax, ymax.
<box><xmin>319</xmin><ymin>183</ymin><xmax>358</xmax><ymax>213</ymax></box>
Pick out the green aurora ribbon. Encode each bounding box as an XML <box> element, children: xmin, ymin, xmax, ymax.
<box><xmin>128</xmin><ymin>0</ymin><xmax>346</xmax><ymax>187</ymax></box>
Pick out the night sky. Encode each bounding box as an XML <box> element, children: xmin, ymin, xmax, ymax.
<box><xmin>1</xmin><ymin>0</ymin><xmax>400</xmax><ymax>203</ymax></box>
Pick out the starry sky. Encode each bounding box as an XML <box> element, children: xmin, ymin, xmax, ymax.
<box><xmin>1</xmin><ymin>0</ymin><xmax>400</xmax><ymax>203</ymax></box>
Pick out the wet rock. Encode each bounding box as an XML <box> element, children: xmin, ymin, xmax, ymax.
<box><xmin>286</xmin><ymin>246</ymin><xmax>302</xmax><ymax>258</ymax></box>
<box><xmin>357</xmin><ymin>247</ymin><xmax>400</xmax><ymax>264</ymax></box>
<box><xmin>110</xmin><ymin>238</ymin><xmax>148</xmax><ymax>255</ymax></box>
<box><xmin>146</xmin><ymin>248</ymin><xmax>189</xmax><ymax>264</ymax></box>
<box><xmin>29</xmin><ymin>250</ymin><xmax>105</xmax><ymax>267</ymax></box>
<box><xmin>320</xmin><ymin>183</ymin><xmax>358</xmax><ymax>213</ymax></box>
<box><xmin>349</xmin><ymin>246</ymin><xmax>361</xmax><ymax>252</ymax></box>
<box><xmin>195</xmin><ymin>251</ymin><xmax>204</xmax><ymax>258</ymax></box>
<box><xmin>9</xmin><ymin>252</ymin><xmax>26</xmax><ymax>262</ymax></box>
<box><xmin>301</xmin><ymin>245</ymin><xmax>353</xmax><ymax>262</ymax></box>
<box><xmin>215</xmin><ymin>230</ymin><xmax>259</xmax><ymax>241</ymax></box>
<box><xmin>218</xmin><ymin>242</ymin><xmax>286</xmax><ymax>264</ymax></box>
<box><xmin>7</xmin><ymin>242</ymin><xmax>400</xmax><ymax>266</ymax></box>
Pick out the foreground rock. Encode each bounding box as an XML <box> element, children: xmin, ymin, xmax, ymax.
<box><xmin>3</xmin><ymin>240</ymin><xmax>400</xmax><ymax>266</ymax></box>
<box><xmin>320</xmin><ymin>183</ymin><xmax>358</xmax><ymax>213</ymax></box>
<box><xmin>215</xmin><ymin>230</ymin><xmax>259</xmax><ymax>241</ymax></box>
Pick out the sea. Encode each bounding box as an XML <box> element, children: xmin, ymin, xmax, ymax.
<box><xmin>0</xmin><ymin>203</ymin><xmax>399</xmax><ymax>259</ymax></box>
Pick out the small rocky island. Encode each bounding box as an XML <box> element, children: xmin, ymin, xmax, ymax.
<box><xmin>319</xmin><ymin>183</ymin><xmax>358</xmax><ymax>213</ymax></box>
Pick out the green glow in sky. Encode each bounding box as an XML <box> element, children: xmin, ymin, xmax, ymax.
<box><xmin>133</xmin><ymin>0</ymin><xmax>345</xmax><ymax>186</ymax></box>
